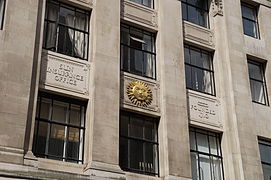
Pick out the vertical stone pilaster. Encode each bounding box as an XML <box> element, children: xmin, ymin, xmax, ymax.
<box><xmin>158</xmin><ymin>0</ymin><xmax>191</xmax><ymax>179</ymax></box>
<box><xmin>85</xmin><ymin>0</ymin><xmax>123</xmax><ymax>178</ymax></box>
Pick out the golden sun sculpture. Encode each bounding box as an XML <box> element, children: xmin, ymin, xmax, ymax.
<box><xmin>127</xmin><ymin>81</ymin><xmax>153</xmax><ymax>107</ymax></box>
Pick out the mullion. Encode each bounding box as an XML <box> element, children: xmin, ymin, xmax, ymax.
<box><xmin>37</xmin><ymin>118</ymin><xmax>85</xmax><ymax>129</ymax></box>
<box><xmin>121</xmin><ymin>43</ymin><xmax>156</xmax><ymax>55</ymax></box>
<box><xmin>121</xmin><ymin>135</ymin><xmax>158</xmax><ymax>145</ymax></box>
<box><xmin>185</xmin><ymin>63</ymin><xmax>214</xmax><ymax>73</ymax></box>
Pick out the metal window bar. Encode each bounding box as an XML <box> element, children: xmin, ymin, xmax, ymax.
<box><xmin>33</xmin><ymin>93</ymin><xmax>86</xmax><ymax>163</ymax></box>
<box><xmin>120</xmin><ymin>24</ymin><xmax>156</xmax><ymax>79</ymax></box>
<box><xmin>119</xmin><ymin>111</ymin><xmax>159</xmax><ymax>176</ymax></box>
<box><xmin>184</xmin><ymin>45</ymin><xmax>215</xmax><ymax>96</ymax></box>
<box><xmin>43</xmin><ymin>0</ymin><xmax>90</xmax><ymax>60</ymax></box>
<box><xmin>181</xmin><ymin>0</ymin><xmax>209</xmax><ymax>28</ymax></box>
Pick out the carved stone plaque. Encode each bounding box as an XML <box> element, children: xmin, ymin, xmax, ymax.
<box><xmin>41</xmin><ymin>54</ymin><xmax>90</xmax><ymax>95</ymax></box>
<box><xmin>188</xmin><ymin>91</ymin><xmax>222</xmax><ymax>127</ymax></box>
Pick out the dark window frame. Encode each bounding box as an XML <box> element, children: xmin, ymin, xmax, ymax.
<box><xmin>120</xmin><ymin>24</ymin><xmax>157</xmax><ymax>79</ymax></box>
<box><xmin>0</xmin><ymin>0</ymin><xmax>6</xmax><ymax>30</ymax></box>
<box><xmin>189</xmin><ymin>127</ymin><xmax>225</xmax><ymax>180</ymax></box>
<box><xmin>184</xmin><ymin>44</ymin><xmax>216</xmax><ymax>96</ymax></box>
<box><xmin>43</xmin><ymin>0</ymin><xmax>90</xmax><ymax>60</ymax></box>
<box><xmin>33</xmin><ymin>92</ymin><xmax>87</xmax><ymax>164</ymax></box>
<box><xmin>258</xmin><ymin>139</ymin><xmax>271</xmax><ymax>180</ymax></box>
<box><xmin>119</xmin><ymin>111</ymin><xmax>159</xmax><ymax>176</ymax></box>
<box><xmin>130</xmin><ymin>0</ymin><xmax>154</xmax><ymax>9</ymax></box>
<box><xmin>241</xmin><ymin>2</ymin><xmax>260</xmax><ymax>39</ymax></box>
<box><xmin>181</xmin><ymin>0</ymin><xmax>209</xmax><ymax>28</ymax></box>
<box><xmin>248</xmin><ymin>60</ymin><xmax>269</xmax><ymax>106</ymax></box>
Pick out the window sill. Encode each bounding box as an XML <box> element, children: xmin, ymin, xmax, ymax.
<box><xmin>24</xmin><ymin>152</ymin><xmax>86</xmax><ymax>175</ymax></box>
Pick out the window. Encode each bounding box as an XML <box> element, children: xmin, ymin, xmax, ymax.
<box><xmin>190</xmin><ymin>127</ymin><xmax>224</xmax><ymax>180</ymax></box>
<box><xmin>0</xmin><ymin>0</ymin><xmax>6</xmax><ymax>30</ymax></box>
<box><xmin>259</xmin><ymin>140</ymin><xmax>271</xmax><ymax>180</ymax></box>
<box><xmin>130</xmin><ymin>0</ymin><xmax>153</xmax><ymax>8</ymax></box>
<box><xmin>184</xmin><ymin>45</ymin><xmax>215</xmax><ymax>95</ymax></box>
<box><xmin>33</xmin><ymin>92</ymin><xmax>87</xmax><ymax>163</ymax></box>
<box><xmin>119</xmin><ymin>111</ymin><xmax>159</xmax><ymax>176</ymax></box>
<box><xmin>181</xmin><ymin>0</ymin><xmax>209</xmax><ymax>28</ymax></box>
<box><xmin>248</xmin><ymin>61</ymin><xmax>268</xmax><ymax>105</ymax></box>
<box><xmin>241</xmin><ymin>3</ymin><xmax>259</xmax><ymax>38</ymax></box>
<box><xmin>121</xmin><ymin>24</ymin><xmax>156</xmax><ymax>79</ymax></box>
<box><xmin>43</xmin><ymin>0</ymin><xmax>90</xmax><ymax>60</ymax></box>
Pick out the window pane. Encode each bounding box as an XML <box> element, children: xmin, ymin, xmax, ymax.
<box><xmin>48</xmin><ymin>124</ymin><xmax>65</xmax><ymax>159</ymax></box>
<box><xmin>143</xmin><ymin>53</ymin><xmax>155</xmax><ymax>78</ymax></box>
<box><xmin>259</xmin><ymin>144</ymin><xmax>271</xmax><ymax>164</ymax></box>
<box><xmin>120</xmin><ymin>138</ymin><xmax>129</xmax><ymax>168</ymax></box>
<box><xmin>262</xmin><ymin>164</ymin><xmax>271</xmax><ymax>180</ymax></box>
<box><xmin>199</xmin><ymin>154</ymin><xmax>212</xmax><ymax>180</ymax></box>
<box><xmin>45</xmin><ymin>22</ymin><xmax>57</xmax><ymax>49</ymax></box>
<box><xmin>184</xmin><ymin>46</ymin><xmax>190</xmax><ymax>63</ymax></box>
<box><xmin>191</xmin><ymin>68</ymin><xmax>212</xmax><ymax>94</ymax></box>
<box><xmin>52</xmin><ymin>100</ymin><xmax>69</xmax><ymax>123</ymax></box>
<box><xmin>191</xmin><ymin>152</ymin><xmax>199</xmax><ymax>180</ymax></box>
<box><xmin>35</xmin><ymin>122</ymin><xmax>48</xmax><ymax>157</ymax></box>
<box><xmin>130</xmin><ymin>117</ymin><xmax>143</xmax><ymax>138</ymax></box>
<box><xmin>188</xmin><ymin>6</ymin><xmax>199</xmax><ymax>25</ymax></box>
<box><xmin>243</xmin><ymin>19</ymin><xmax>257</xmax><ymax>38</ymax></box>
<box><xmin>250</xmin><ymin>80</ymin><xmax>266</xmax><ymax>104</ymax></box>
<box><xmin>0</xmin><ymin>0</ymin><xmax>5</xmax><ymax>29</ymax></box>
<box><xmin>75</xmin><ymin>11</ymin><xmax>87</xmax><ymax>31</ymax></box>
<box><xmin>120</xmin><ymin>114</ymin><xmax>129</xmax><ymax>136</ymax></box>
<box><xmin>59</xmin><ymin>6</ymin><xmax>75</xmax><ymax>28</ymax></box>
<box><xmin>121</xmin><ymin>26</ymin><xmax>130</xmax><ymax>45</ymax></box>
<box><xmin>248</xmin><ymin>63</ymin><xmax>262</xmax><ymax>81</ymax></box>
<box><xmin>66</xmin><ymin>127</ymin><xmax>80</xmax><ymax>161</ymax></box>
<box><xmin>143</xmin><ymin>0</ymin><xmax>152</xmax><ymax>8</ymax></box>
<box><xmin>130</xmin><ymin>49</ymin><xmax>143</xmax><ymax>76</ymax></box>
<box><xmin>74</xmin><ymin>31</ymin><xmax>85</xmax><ymax>59</ymax></box>
<box><xmin>144</xmin><ymin>121</ymin><xmax>154</xmax><ymax>141</ymax></box>
<box><xmin>209</xmin><ymin>136</ymin><xmax>218</xmax><ymax>155</ymax></box>
<box><xmin>70</xmin><ymin>104</ymin><xmax>81</xmax><ymax>126</ymax></box>
<box><xmin>46</xmin><ymin>1</ymin><xmax>58</xmax><ymax>21</ymax></box>
<box><xmin>185</xmin><ymin>65</ymin><xmax>192</xmax><ymax>89</ymax></box>
<box><xmin>40</xmin><ymin>98</ymin><xmax>51</xmax><ymax>120</ymax></box>
<box><xmin>182</xmin><ymin>3</ymin><xmax>187</xmax><ymax>20</ymax></box>
<box><xmin>121</xmin><ymin>46</ymin><xmax>129</xmax><ymax>71</ymax></box>
<box><xmin>190</xmin><ymin>131</ymin><xmax>196</xmax><ymax>151</ymax></box>
<box><xmin>212</xmin><ymin>157</ymin><xmax>223</xmax><ymax>180</ymax></box>
<box><xmin>145</xmin><ymin>143</ymin><xmax>155</xmax><ymax>173</ymax></box>
<box><xmin>197</xmin><ymin>133</ymin><xmax>209</xmax><ymax>153</ymax></box>
<box><xmin>130</xmin><ymin>139</ymin><xmax>144</xmax><ymax>170</ymax></box>
<box><xmin>241</xmin><ymin>5</ymin><xmax>256</xmax><ymax>20</ymax></box>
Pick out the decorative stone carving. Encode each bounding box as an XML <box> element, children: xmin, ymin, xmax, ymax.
<box><xmin>183</xmin><ymin>21</ymin><xmax>214</xmax><ymax>48</ymax></box>
<box><xmin>40</xmin><ymin>52</ymin><xmax>90</xmax><ymax>95</ymax></box>
<box><xmin>212</xmin><ymin>0</ymin><xmax>223</xmax><ymax>16</ymax></box>
<box><xmin>187</xmin><ymin>91</ymin><xmax>222</xmax><ymax>128</ymax></box>
<box><xmin>127</xmin><ymin>80</ymin><xmax>153</xmax><ymax>107</ymax></box>
<box><xmin>121</xmin><ymin>73</ymin><xmax>160</xmax><ymax>114</ymax></box>
<box><xmin>121</xmin><ymin>0</ymin><xmax>158</xmax><ymax>28</ymax></box>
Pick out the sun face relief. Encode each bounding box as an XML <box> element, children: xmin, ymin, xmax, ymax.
<box><xmin>127</xmin><ymin>81</ymin><xmax>153</xmax><ymax>107</ymax></box>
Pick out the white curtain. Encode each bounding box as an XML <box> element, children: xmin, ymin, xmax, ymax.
<box><xmin>66</xmin><ymin>14</ymin><xmax>86</xmax><ymax>59</ymax></box>
<box><xmin>202</xmin><ymin>55</ymin><xmax>212</xmax><ymax>94</ymax></box>
<box><xmin>46</xmin><ymin>7</ymin><xmax>58</xmax><ymax>49</ymax></box>
<box><xmin>143</xmin><ymin>35</ymin><xmax>154</xmax><ymax>78</ymax></box>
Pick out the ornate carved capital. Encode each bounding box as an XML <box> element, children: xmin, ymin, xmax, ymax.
<box><xmin>212</xmin><ymin>0</ymin><xmax>223</xmax><ymax>16</ymax></box>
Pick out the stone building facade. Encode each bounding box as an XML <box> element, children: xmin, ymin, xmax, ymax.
<box><xmin>0</xmin><ymin>0</ymin><xmax>271</xmax><ymax>179</ymax></box>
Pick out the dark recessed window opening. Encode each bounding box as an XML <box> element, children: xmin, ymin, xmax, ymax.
<box><xmin>32</xmin><ymin>92</ymin><xmax>87</xmax><ymax>164</ymax></box>
<box><xmin>248</xmin><ymin>60</ymin><xmax>268</xmax><ymax>105</ymax></box>
<box><xmin>189</xmin><ymin>127</ymin><xmax>224</xmax><ymax>180</ymax></box>
<box><xmin>258</xmin><ymin>139</ymin><xmax>271</xmax><ymax>180</ymax></box>
<box><xmin>130</xmin><ymin>0</ymin><xmax>154</xmax><ymax>8</ymax></box>
<box><xmin>241</xmin><ymin>3</ymin><xmax>259</xmax><ymax>38</ymax></box>
<box><xmin>43</xmin><ymin>0</ymin><xmax>90</xmax><ymax>60</ymax></box>
<box><xmin>184</xmin><ymin>45</ymin><xmax>215</xmax><ymax>96</ymax></box>
<box><xmin>121</xmin><ymin>24</ymin><xmax>156</xmax><ymax>79</ymax></box>
<box><xmin>181</xmin><ymin>0</ymin><xmax>209</xmax><ymax>28</ymax></box>
<box><xmin>119</xmin><ymin>111</ymin><xmax>159</xmax><ymax>176</ymax></box>
<box><xmin>0</xmin><ymin>0</ymin><xmax>6</xmax><ymax>30</ymax></box>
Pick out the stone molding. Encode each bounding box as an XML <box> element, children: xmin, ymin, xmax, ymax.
<box><xmin>183</xmin><ymin>21</ymin><xmax>215</xmax><ymax>48</ymax></box>
<box><xmin>187</xmin><ymin>90</ymin><xmax>222</xmax><ymax>128</ymax></box>
<box><xmin>121</xmin><ymin>0</ymin><xmax>158</xmax><ymax>29</ymax></box>
<box><xmin>120</xmin><ymin>72</ymin><xmax>160</xmax><ymax>115</ymax></box>
<box><xmin>40</xmin><ymin>51</ymin><xmax>90</xmax><ymax>97</ymax></box>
